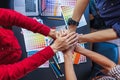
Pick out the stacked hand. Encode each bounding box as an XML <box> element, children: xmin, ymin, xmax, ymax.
<box><xmin>50</xmin><ymin>30</ymin><xmax>78</xmax><ymax>53</ymax></box>
<box><xmin>75</xmin><ymin>43</ymin><xmax>85</xmax><ymax>53</ymax></box>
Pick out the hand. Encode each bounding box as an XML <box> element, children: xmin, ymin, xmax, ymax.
<box><xmin>48</xmin><ymin>29</ymin><xmax>56</xmax><ymax>39</ymax></box>
<box><xmin>78</xmin><ymin>34</ymin><xmax>87</xmax><ymax>43</ymax></box>
<box><xmin>63</xmin><ymin>46</ymin><xmax>75</xmax><ymax>58</ymax></box>
<box><xmin>75</xmin><ymin>43</ymin><xmax>85</xmax><ymax>53</ymax></box>
<box><xmin>50</xmin><ymin>30</ymin><xmax>78</xmax><ymax>53</ymax></box>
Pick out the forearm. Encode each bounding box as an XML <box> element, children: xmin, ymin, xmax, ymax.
<box><xmin>72</xmin><ymin>0</ymin><xmax>89</xmax><ymax>21</ymax></box>
<box><xmin>0</xmin><ymin>46</ymin><xmax>54</xmax><ymax>80</ymax></box>
<box><xmin>64</xmin><ymin>54</ymin><xmax>77</xmax><ymax>80</ymax></box>
<box><xmin>69</xmin><ymin>0</ymin><xmax>89</xmax><ymax>32</ymax></box>
<box><xmin>0</xmin><ymin>8</ymin><xmax>50</xmax><ymax>36</ymax></box>
<box><xmin>78</xmin><ymin>29</ymin><xmax>118</xmax><ymax>43</ymax></box>
<box><xmin>77</xmin><ymin>48</ymin><xmax>116</xmax><ymax>71</ymax></box>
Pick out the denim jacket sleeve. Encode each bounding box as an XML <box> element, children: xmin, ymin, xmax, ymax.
<box><xmin>112</xmin><ymin>23</ymin><xmax>120</xmax><ymax>37</ymax></box>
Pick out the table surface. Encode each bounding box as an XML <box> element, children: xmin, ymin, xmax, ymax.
<box><xmin>12</xmin><ymin>5</ymin><xmax>92</xmax><ymax>80</ymax></box>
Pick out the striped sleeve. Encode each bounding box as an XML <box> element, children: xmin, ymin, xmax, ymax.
<box><xmin>107</xmin><ymin>65</ymin><xmax>120</xmax><ymax>79</ymax></box>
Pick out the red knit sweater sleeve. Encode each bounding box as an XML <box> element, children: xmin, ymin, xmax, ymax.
<box><xmin>0</xmin><ymin>46</ymin><xmax>54</xmax><ymax>80</ymax></box>
<box><xmin>0</xmin><ymin>8</ymin><xmax>50</xmax><ymax>36</ymax></box>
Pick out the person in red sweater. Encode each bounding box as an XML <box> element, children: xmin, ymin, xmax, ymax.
<box><xmin>0</xmin><ymin>8</ymin><xmax>78</xmax><ymax>80</ymax></box>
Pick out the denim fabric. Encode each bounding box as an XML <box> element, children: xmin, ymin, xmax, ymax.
<box><xmin>95</xmin><ymin>0</ymin><xmax>120</xmax><ymax>37</ymax></box>
<box><xmin>112</xmin><ymin>23</ymin><xmax>120</xmax><ymax>37</ymax></box>
<box><xmin>90</xmin><ymin>0</ymin><xmax>106</xmax><ymax>29</ymax></box>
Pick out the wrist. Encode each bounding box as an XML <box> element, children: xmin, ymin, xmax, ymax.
<box><xmin>67</xmin><ymin>18</ymin><xmax>79</xmax><ymax>32</ymax></box>
<box><xmin>49</xmin><ymin>29</ymin><xmax>56</xmax><ymax>39</ymax></box>
<box><xmin>78</xmin><ymin>34</ymin><xmax>83</xmax><ymax>43</ymax></box>
<box><xmin>64</xmin><ymin>54</ymin><xmax>72</xmax><ymax>58</ymax></box>
<box><xmin>75</xmin><ymin>45</ymin><xmax>86</xmax><ymax>55</ymax></box>
<box><xmin>67</xmin><ymin>18</ymin><xmax>79</xmax><ymax>26</ymax></box>
<box><xmin>50</xmin><ymin>44</ymin><xmax>58</xmax><ymax>53</ymax></box>
<box><xmin>78</xmin><ymin>34</ymin><xmax>86</xmax><ymax>43</ymax></box>
<box><xmin>64</xmin><ymin>54</ymin><xmax>73</xmax><ymax>60</ymax></box>
<box><xmin>68</xmin><ymin>25</ymin><xmax>77</xmax><ymax>32</ymax></box>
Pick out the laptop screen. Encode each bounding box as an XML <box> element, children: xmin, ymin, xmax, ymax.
<box><xmin>14</xmin><ymin>0</ymin><xmax>39</xmax><ymax>16</ymax></box>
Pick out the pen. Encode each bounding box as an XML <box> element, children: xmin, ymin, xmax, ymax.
<box><xmin>50</xmin><ymin>62</ymin><xmax>58</xmax><ymax>78</ymax></box>
<box><xmin>47</xmin><ymin>17</ymin><xmax>64</xmax><ymax>20</ymax></box>
<box><xmin>50</xmin><ymin>62</ymin><xmax>62</xmax><ymax>77</ymax></box>
<box><xmin>52</xmin><ymin>61</ymin><xmax>64</xmax><ymax>77</ymax></box>
<box><xmin>53</xmin><ymin>62</ymin><xmax>64</xmax><ymax>77</ymax></box>
<box><xmin>53</xmin><ymin>56</ymin><xmax>60</xmax><ymax>69</ymax></box>
<box><xmin>55</xmin><ymin>54</ymin><xmax>59</xmax><ymax>63</ymax></box>
<box><xmin>54</xmin><ymin>63</ymin><xmax>64</xmax><ymax>77</ymax></box>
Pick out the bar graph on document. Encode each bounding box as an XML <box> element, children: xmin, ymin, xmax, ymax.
<box><xmin>22</xmin><ymin>28</ymin><xmax>49</xmax><ymax>68</ymax></box>
<box><xmin>56</xmin><ymin>43</ymin><xmax>87</xmax><ymax>64</ymax></box>
<box><xmin>61</xmin><ymin>6</ymin><xmax>87</xmax><ymax>28</ymax></box>
<box><xmin>41</xmin><ymin>0</ymin><xmax>61</xmax><ymax>16</ymax></box>
<box><xmin>60</xmin><ymin>0</ymin><xmax>76</xmax><ymax>6</ymax></box>
<box><xmin>22</xmin><ymin>28</ymin><xmax>46</xmax><ymax>52</ymax></box>
<box><xmin>72</xmin><ymin>43</ymin><xmax>87</xmax><ymax>64</ymax></box>
<box><xmin>61</xmin><ymin>6</ymin><xmax>74</xmax><ymax>23</ymax></box>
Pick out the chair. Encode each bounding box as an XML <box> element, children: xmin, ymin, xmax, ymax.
<box><xmin>90</xmin><ymin>42</ymin><xmax>119</xmax><ymax>79</ymax></box>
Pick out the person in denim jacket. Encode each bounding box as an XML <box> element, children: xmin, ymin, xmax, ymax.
<box><xmin>68</xmin><ymin>0</ymin><xmax>120</xmax><ymax>62</ymax></box>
